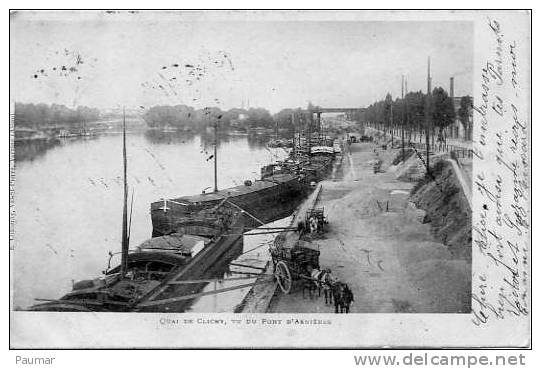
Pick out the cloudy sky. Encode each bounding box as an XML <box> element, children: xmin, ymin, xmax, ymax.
<box><xmin>10</xmin><ymin>11</ymin><xmax>473</xmax><ymax>113</ymax></box>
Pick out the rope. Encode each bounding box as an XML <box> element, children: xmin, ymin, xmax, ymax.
<box><xmin>228</xmin><ymin>270</ymin><xmax>263</xmax><ymax>276</ymax></box>
<box><xmin>222</xmin><ymin>230</ymin><xmax>291</xmax><ymax>237</ymax></box>
<box><xmin>236</xmin><ymin>239</ymin><xmax>273</xmax><ymax>256</ymax></box>
<box><xmin>223</xmin><ymin>199</ymin><xmax>265</xmax><ymax>225</ymax></box>
<box><xmin>228</xmin><ymin>262</ymin><xmax>266</xmax><ymax>271</ymax></box>
<box><xmin>167</xmin><ymin>276</ymin><xmax>258</xmax><ymax>284</ymax></box>
<box><xmin>136</xmin><ymin>279</ymin><xmax>274</xmax><ymax>308</ymax></box>
<box><xmin>210</xmin><ymin>195</ymin><xmax>230</xmax><ymax>212</ymax></box>
<box><xmin>34</xmin><ymin>298</ymin><xmax>130</xmax><ymax>307</ymax></box>
<box><xmin>160</xmin><ymin>198</ymin><xmax>190</xmax><ymax>208</ymax></box>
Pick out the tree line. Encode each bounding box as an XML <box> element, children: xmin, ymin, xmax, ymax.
<box><xmin>14</xmin><ymin>94</ymin><xmax>473</xmax><ymax>139</ymax></box>
<box><xmin>13</xmin><ymin>101</ymin><xmax>311</xmax><ymax>133</ymax></box>
<box><xmin>142</xmin><ymin>104</ymin><xmax>330</xmax><ymax>133</ymax></box>
<box><xmin>362</xmin><ymin>88</ymin><xmax>473</xmax><ymax>140</ymax></box>
<box><xmin>142</xmin><ymin>105</ymin><xmax>277</xmax><ymax>132</ymax></box>
<box><xmin>14</xmin><ymin>102</ymin><xmax>100</xmax><ymax>129</ymax></box>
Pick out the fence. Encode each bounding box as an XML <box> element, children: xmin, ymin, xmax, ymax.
<box><xmin>450</xmin><ymin>149</ymin><xmax>472</xmax><ymax>159</ymax></box>
<box><xmin>368</xmin><ymin>127</ymin><xmax>473</xmax><ymax>158</ymax></box>
<box><xmin>409</xmin><ymin>142</ymin><xmax>471</xmax><ymax>156</ymax></box>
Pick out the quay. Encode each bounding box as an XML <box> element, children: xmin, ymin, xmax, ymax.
<box><xmin>262</xmin><ymin>139</ymin><xmax>471</xmax><ymax>313</ymax></box>
<box><xmin>237</xmin><ymin>181</ymin><xmax>325</xmax><ymax>313</ymax></box>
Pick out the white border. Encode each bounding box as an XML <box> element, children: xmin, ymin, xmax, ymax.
<box><xmin>5</xmin><ymin>8</ymin><xmax>533</xmax><ymax>354</ymax></box>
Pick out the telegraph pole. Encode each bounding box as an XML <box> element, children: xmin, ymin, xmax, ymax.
<box><xmin>291</xmin><ymin>112</ymin><xmax>296</xmax><ymax>158</ymax></box>
<box><xmin>390</xmin><ymin>102</ymin><xmax>394</xmax><ymax>147</ymax></box>
<box><xmin>405</xmin><ymin>77</ymin><xmax>410</xmax><ymax>142</ymax></box>
<box><xmin>425</xmin><ymin>57</ymin><xmax>431</xmax><ymax>174</ymax></box>
<box><xmin>401</xmin><ymin>75</ymin><xmax>405</xmax><ymax>161</ymax></box>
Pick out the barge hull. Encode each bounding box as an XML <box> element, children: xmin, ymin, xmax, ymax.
<box><xmin>137</xmin><ymin>215</ymin><xmax>246</xmax><ymax>312</ymax></box>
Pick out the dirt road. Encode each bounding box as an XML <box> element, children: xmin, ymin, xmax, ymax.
<box><xmin>267</xmin><ymin>141</ymin><xmax>471</xmax><ymax>313</ymax></box>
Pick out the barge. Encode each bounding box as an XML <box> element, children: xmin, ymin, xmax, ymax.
<box><xmin>28</xmin><ymin>114</ymin><xmax>339</xmax><ymax>312</ymax></box>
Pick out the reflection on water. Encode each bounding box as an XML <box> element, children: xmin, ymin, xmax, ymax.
<box><xmin>185</xmin><ymin>217</ymin><xmax>291</xmax><ymax>313</ymax></box>
<box><xmin>14</xmin><ymin>139</ymin><xmax>62</xmax><ymax>162</ymax></box>
<box><xmin>13</xmin><ymin>130</ymin><xmax>289</xmax><ymax>164</ymax></box>
<box><xmin>143</xmin><ymin>129</ymin><xmax>197</xmax><ymax>145</ymax></box>
<box><xmin>12</xmin><ymin>130</ymin><xmax>288</xmax><ymax>309</ymax></box>
<box><xmin>247</xmin><ymin>132</ymin><xmax>274</xmax><ymax>149</ymax></box>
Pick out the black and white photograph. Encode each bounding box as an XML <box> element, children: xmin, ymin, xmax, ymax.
<box><xmin>8</xmin><ymin>9</ymin><xmax>530</xmax><ymax>349</ymax></box>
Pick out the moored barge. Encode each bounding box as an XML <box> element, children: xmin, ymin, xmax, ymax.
<box><xmin>28</xmin><ymin>119</ymin><xmax>340</xmax><ymax>312</ymax></box>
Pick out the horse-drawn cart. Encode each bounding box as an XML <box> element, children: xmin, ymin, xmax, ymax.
<box><xmin>297</xmin><ymin>207</ymin><xmax>328</xmax><ymax>235</ymax></box>
<box><xmin>269</xmin><ymin>238</ymin><xmax>320</xmax><ymax>294</ymax></box>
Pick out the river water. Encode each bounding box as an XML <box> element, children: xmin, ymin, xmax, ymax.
<box><xmin>12</xmin><ymin>130</ymin><xmax>289</xmax><ymax>310</ymax></box>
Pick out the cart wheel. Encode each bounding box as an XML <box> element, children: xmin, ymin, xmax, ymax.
<box><xmin>275</xmin><ymin>261</ymin><xmax>292</xmax><ymax>294</ymax></box>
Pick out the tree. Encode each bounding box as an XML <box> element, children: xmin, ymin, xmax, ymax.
<box><xmin>363</xmin><ymin>85</ymin><xmax>458</xmax><ymax>145</ymax></box>
<box><xmin>142</xmin><ymin>105</ymin><xmax>225</xmax><ymax>131</ymax></box>
<box><xmin>245</xmin><ymin>107</ymin><xmax>273</xmax><ymax>129</ymax></box>
<box><xmin>431</xmin><ymin>87</ymin><xmax>456</xmax><ymax>134</ymax></box>
<box><xmin>273</xmin><ymin>108</ymin><xmax>296</xmax><ymax>131</ymax></box>
<box><xmin>403</xmin><ymin>91</ymin><xmax>425</xmax><ymax>139</ymax></box>
<box><xmin>383</xmin><ymin>93</ymin><xmax>393</xmax><ymax>129</ymax></box>
<box><xmin>458</xmin><ymin>96</ymin><xmax>473</xmax><ymax>140</ymax></box>
<box><xmin>14</xmin><ymin>102</ymin><xmax>100</xmax><ymax>129</ymax></box>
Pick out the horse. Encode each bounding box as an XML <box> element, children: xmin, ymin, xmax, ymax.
<box><xmin>331</xmin><ymin>282</ymin><xmax>344</xmax><ymax>313</ymax></box>
<box><xmin>332</xmin><ymin>282</ymin><xmax>355</xmax><ymax>313</ymax></box>
<box><xmin>309</xmin><ymin>268</ymin><xmax>336</xmax><ymax>304</ymax></box>
<box><xmin>341</xmin><ymin>284</ymin><xmax>354</xmax><ymax>313</ymax></box>
<box><xmin>308</xmin><ymin>216</ymin><xmax>319</xmax><ymax>234</ymax></box>
<box><xmin>302</xmin><ymin>277</ymin><xmax>318</xmax><ymax>299</ymax></box>
<box><xmin>297</xmin><ymin>221</ymin><xmax>305</xmax><ymax>235</ymax></box>
<box><xmin>318</xmin><ymin>216</ymin><xmax>326</xmax><ymax>233</ymax></box>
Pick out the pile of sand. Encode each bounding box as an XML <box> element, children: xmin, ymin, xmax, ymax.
<box><xmin>395</xmin><ymin>153</ymin><xmax>428</xmax><ymax>182</ymax></box>
<box><xmin>410</xmin><ymin>161</ymin><xmax>472</xmax><ymax>261</ymax></box>
<box><xmin>396</xmin><ymin>240</ymin><xmax>452</xmax><ymax>264</ymax></box>
<box><xmin>390</xmin><ymin>147</ymin><xmax>414</xmax><ymax>166</ymax></box>
<box><xmin>406</xmin><ymin>258</ymin><xmax>471</xmax><ymax>313</ymax></box>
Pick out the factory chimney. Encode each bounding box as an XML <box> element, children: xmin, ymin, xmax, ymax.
<box><xmin>450</xmin><ymin>77</ymin><xmax>455</xmax><ymax>99</ymax></box>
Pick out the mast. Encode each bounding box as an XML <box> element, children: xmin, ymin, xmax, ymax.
<box><xmin>213</xmin><ymin>119</ymin><xmax>218</xmax><ymax>192</ymax></box>
<box><xmin>120</xmin><ymin>106</ymin><xmax>129</xmax><ymax>277</ymax></box>
<box><xmin>317</xmin><ymin>111</ymin><xmax>321</xmax><ymax>143</ymax></box>
<box><xmin>307</xmin><ymin>111</ymin><xmax>312</xmax><ymax>162</ymax></box>
<box><xmin>300</xmin><ymin>113</ymin><xmax>304</xmax><ymax>152</ymax></box>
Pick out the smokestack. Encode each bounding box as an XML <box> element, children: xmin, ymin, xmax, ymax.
<box><xmin>450</xmin><ymin>77</ymin><xmax>455</xmax><ymax>99</ymax></box>
<box><xmin>427</xmin><ymin>57</ymin><xmax>432</xmax><ymax>94</ymax></box>
<box><xmin>405</xmin><ymin>77</ymin><xmax>408</xmax><ymax>94</ymax></box>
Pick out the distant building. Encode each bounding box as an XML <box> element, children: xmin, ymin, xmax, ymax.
<box><xmin>229</xmin><ymin>112</ymin><xmax>248</xmax><ymax>129</ymax></box>
<box><xmin>446</xmin><ymin>77</ymin><xmax>473</xmax><ymax>141</ymax></box>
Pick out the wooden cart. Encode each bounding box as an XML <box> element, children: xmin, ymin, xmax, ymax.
<box><xmin>269</xmin><ymin>239</ymin><xmax>320</xmax><ymax>294</ymax></box>
<box><xmin>306</xmin><ymin>207</ymin><xmax>327</xmax><ymax>229</ymax></box>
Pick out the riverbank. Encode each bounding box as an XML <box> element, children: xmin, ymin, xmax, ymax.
<box><xmin>265</xmin><ymin>141</ymin><xmax>471</xmax><ymax>313</ymax></box>
<box><xmin>11</xmin><ymin>132</ymin><xmax>290</xmax><ymax>309</ymax></box>
<box><xmin>236</xmin><ymin>184</ymin><xmax>325</xmax><ymax>313</ymax></box>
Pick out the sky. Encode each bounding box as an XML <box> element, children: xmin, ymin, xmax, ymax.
<box><xmin>10</xmin><ymin>12</ymin><xmax>473</xmax><ymax>113</ymax></box>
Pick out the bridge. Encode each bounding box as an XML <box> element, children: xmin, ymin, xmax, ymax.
<box><xmin>310</xmin><ymin>107</ymin><xmax>364</xmax><ymax>116</ymax></box>
<box><xmin>305</xmin><ymin>107</ymin><xmax>366</xmax><ymax>130</ymax></box>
